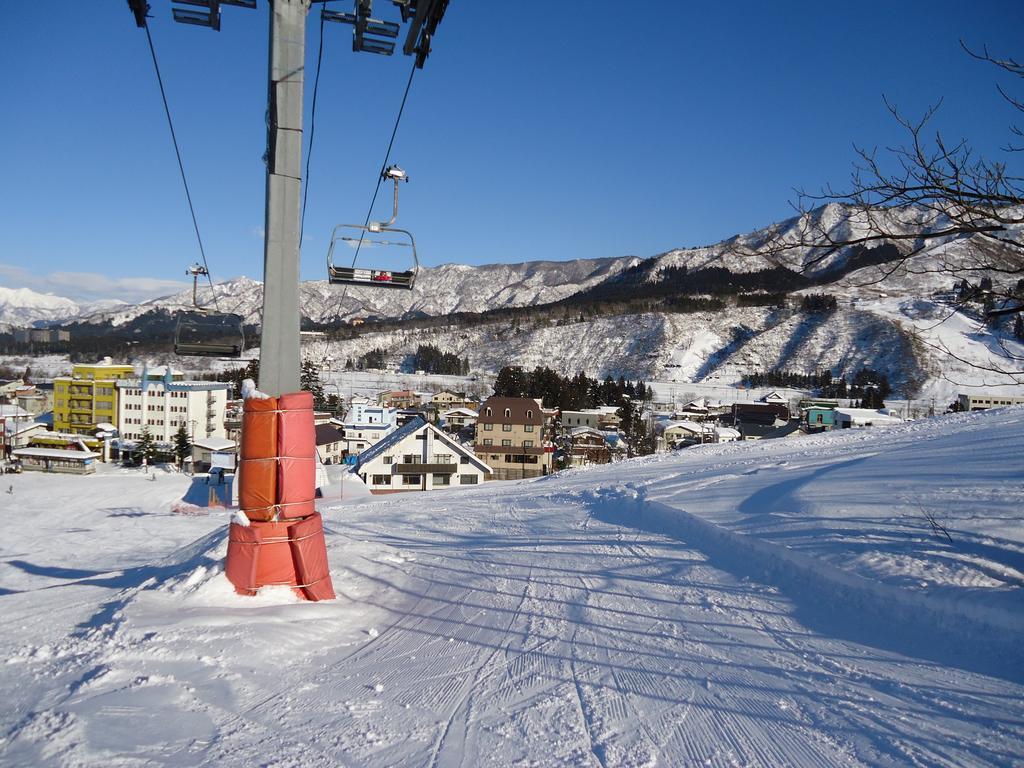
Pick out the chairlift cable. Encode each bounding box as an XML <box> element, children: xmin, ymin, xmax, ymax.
<box><xmin>141</xmin><ymin>22</ymin><xmax>221</xmax><ymax>312</ymax></box>
<box><xmin>335</xmin><ymin>58</ymin><xmax>418</xmax><ymax>306</ymax></box>
<box><xmin>299</xmin><ymin>6</ymin><xmax>328</xmax><ymax>246</ymax></box>
<box><xmin>349</xmin><ymin>57</ymin><xmax>418</xmax><ymax>272</ymax></box>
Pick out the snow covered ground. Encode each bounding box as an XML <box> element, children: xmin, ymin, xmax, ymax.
<box><xmin>2</xmin><ymin>410</ymin><xmax>1023</xmax><ymax>766</ymax></box>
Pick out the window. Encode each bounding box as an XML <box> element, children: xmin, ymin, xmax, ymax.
<box><xmin>383</xmin><ymin>456</ymin><xmax>393</xmax><ymax>464</ymax></box>
<box><xmin>460</xmin><ymin>456</ymin><xmax>470</xmax><ymax>464</ymax></box>
<box><xmin>523</xmin><ymin>440</ymin><xmax>534</xmax><ymax>447</ymax></box>
<box><xmin>501</xmin><ymin>439</ymin><xmax>512</xmax><ymax>446</ymax></box>
<box><xmin>524</xmin><ymin>425</ymin><xmax>534</xmax><ymax>432</ymax></box>
<box><xmin>433</xmin><ymin>473</ymin><xmax>451</xmax><ymax>486</ymax></box>
<box><xmin>483</xmin><ymin>439</ymin><xmax>493</xmax><ymax>446</ymax></box>
<box><xmin>402</xmin><ymin>474</ymin><xmax>421</xmax><ymax>486</ymax></box>
<box><xmin>502</xmin><ymin>424</ymin><xmax>512</xmax><ymax>432</ymax></box>
<box><xmin>504</xmin><ymin>408</ymin><xmax>511</xmax><ymax>418</ymax></box>
<box><xmin>485</xmin><ymin>408</ymin><xmax>492</xmax><ymax>417</ymax></box>
<box><xmin>460</xmin><ymin>475</ymin><xmax>478</xmax><ymax>485</ymax></box>
<box><xmin>434</xmin><ymin>453</ymin><xmax>452</xmax><ymax>464</ymax></box>
<box><xmin>372</xmin><ymin>474</ymin><xmax>392</xmax><ymax>485</ymax></box>
<box><xmin>483</xmin><ymin>423</ymin><xmax>493</xmax><ymax>431</ymax></box>
<box><xmin>403</xmin><ymin>454</ymin><xmax>418</xmax><ymax>464</ymax></box>
<box><xmin>526</xmin><ymin>410</ymin><xmax>533</xmax><ymax>419</ymax></box>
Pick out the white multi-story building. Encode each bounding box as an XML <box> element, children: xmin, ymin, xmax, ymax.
<box><xmin>339</xmin><ymin>403</ymin><xmax>399</xmax><ymax>456</ymax></box>
<box><xmin>116</xmin><ymin>366</ymin><xmax>230</xmax><ymax>442</ymax></box>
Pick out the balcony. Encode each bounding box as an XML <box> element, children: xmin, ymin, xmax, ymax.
<box><xmin>69</xmin><ymin>401</ymin><xmax>93</xmax><ymax>412</ymax></box>
<box><xmin>394</xmin><ymin>462</ymin><xmax>457</xmax><ymax>475</ymax></box>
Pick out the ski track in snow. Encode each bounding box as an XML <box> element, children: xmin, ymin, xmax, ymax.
<box><xmin>2</xmin><ymin>412</ymin><xmax>1024</xmax><ymax>766</ymax></box>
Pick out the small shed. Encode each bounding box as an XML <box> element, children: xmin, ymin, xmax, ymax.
<box><xmin>192</xmin><ymin>437</ymin><xmax>238</xmax><ymax>473</ymax></box>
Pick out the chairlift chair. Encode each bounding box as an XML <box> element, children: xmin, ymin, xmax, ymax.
<box><xmin>327</xmin><ymin>165</ymin><xmax>419</xmax><ymax>290</ymax></box>
<box><xmin>173</xmin><ymin>264</ymin><xmax>245</xmax><ymax>358</ymax></box>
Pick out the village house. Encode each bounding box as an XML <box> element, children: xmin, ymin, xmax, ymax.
<box><xmin>475</xmin><ymin>396</ymin><xmax>552</xmax><ymax>480</ymax></box>
<box><xmin>339</xmin><ymin>403</ymin><xmax>398</xmax><ymax>457</ymax></box>
<box><xmin>315</xmin><ymin>423</ymin><xmax>346</xmax><ymax>464</ymax></box>
<box><xmin>957</xmin><ymin>393</ymin><xmax>1024</xmax><ymax>411</ymax></box>
<box><xmin>662</xmin><ymin>420</ymin><xmax>713</xmax><ymax>448</ymax></box>
<box><xmin>712</xmin><ymin>426</ymin><xmax>741</xmax><ymax>443</ymax></box>
<box><xmin>834</xmin><ymin>408</ymin><xmax>904</xmax><ymax>429</ymax></box>
<box><xmin>355</xmin><ymin>417</ymin><xmax>491</xmax><ymax>493</ymax></box>
<box><xmin>440</xmin><ymin>407</ymin><xmax>478</xmax><ymax>431</ymax></box>
<box><xmin>564</xmin><ymin>427</ymin><xmax>612</xmax><ymax>467</ymax></box>
<box><xmin>559</xmin><ymin>406</ymin><xmax>621</xmax><ymax>434</ymax></box>
<box><xmin>673</xmin><ymin>398</ymin><xmax>714</xmax><ymax>422</ymax></box>
<box><xmin>379</xmin><ymin>390</ymin><xmax>418</xmax><ymax>409</ymax></box>
<box><xmin>430</xmin><ymin>391</ymin><xmax>469</xmax><ymax>410</ymax></box>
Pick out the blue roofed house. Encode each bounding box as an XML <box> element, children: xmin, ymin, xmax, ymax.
<box><xmin>354</xmin><ymin>417</ymin><xmax>492</xmax><ymax>493</ymax></box>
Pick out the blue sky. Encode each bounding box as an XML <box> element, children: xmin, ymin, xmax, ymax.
<box><xmin>2</xmin><ymin>1</ymin><xmax>1022</xmax><ymax>303</ymax></box>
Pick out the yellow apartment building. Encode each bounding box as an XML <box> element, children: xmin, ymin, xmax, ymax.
<box><xmin>53</xmin><ymin>358</ymin><xmax>135</xmax><ymax>435</ymax></box>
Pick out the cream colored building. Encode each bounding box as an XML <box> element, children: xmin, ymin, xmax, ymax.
<box><xmin>116</xmin><ymin>367</ymin><xmax>229</xmax><ymax>442</ymax></box>
<box><xmin>475</xmin><ymin>397</ymin><xmax>552</xmax><ymax>480</ymax></box>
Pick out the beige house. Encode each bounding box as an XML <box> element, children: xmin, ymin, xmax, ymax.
<box><xmin>663</xmin><ymin>420</ymin><xmax>712</xmax><ymax>446</ymax></box>
<box><xmin>379</xmin><ymin>390</ymin><xmax>418</xmax><ymax>409</ymax></box>
<box><xmin>432</xmin><ymin>391</ymin><xmax>468</xmax><ymax>409</ymax></box>
<box><xmin>475</xmin><ymin>397</ymin><xmax>551</xmax><ymax>480</ymax></box>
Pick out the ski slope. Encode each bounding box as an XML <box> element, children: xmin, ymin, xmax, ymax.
<box><xmin>2</xmin><ymin>410</ymin><xmax>1023</xmax><ymax>766</ymax></box>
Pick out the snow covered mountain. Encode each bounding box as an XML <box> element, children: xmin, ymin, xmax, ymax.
<box><xmin>75</xmin><ymin>257</ymin><xmax>641</xmax><ymax>327</ymax></box>
<box><xmin>0</xmin><ymin>286</ymin><xmax>82</xmax><ymax>329</ymax></box>
<box><xmin>5</xmin><ymin>204</ymin><xmax>1020</xmax><ymax>401</ymax></box>
<box><xmin>0</xmin><ymin>286</ymin><xmax>131</xmax><ymax>331</ymax></box>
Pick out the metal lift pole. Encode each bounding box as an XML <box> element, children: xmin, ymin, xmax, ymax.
<box><xmin>259</xmin><ymin>0</ymin><xmax>311</xmax><ymax>396</ymax></box>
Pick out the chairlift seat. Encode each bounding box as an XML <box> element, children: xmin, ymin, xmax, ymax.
<box><xmin>326</xmin><ymin>223</ymin><xmax>418</xmax><ymax>291</ymax></box>
<box><xmin>328</xmin><ymin>266</ymin><xmax>415</xmax><ymax>290</ymax></box>
<box><xmin>174</xmin><ymin>310</ymin><xmax>245</xmax><ymax>358</ymax></box>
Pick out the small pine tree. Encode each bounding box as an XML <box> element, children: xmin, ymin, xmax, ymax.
<box><xmin>300</xmin><ymin>359</ymin><xmax>325</xmax><ymax>409</ymax></box>
<box><xmin>173</xmin><ymin>425</ymin><xmax>192</xmax><ymax>469</ymax></box>
<box><xmin>137</xmin><ymin>427</ymin><xmax>157</xmax><ymax>464</ymax></box>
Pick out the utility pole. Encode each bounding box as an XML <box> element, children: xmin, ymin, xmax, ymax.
<box><xmin>259</xmin><ymin>0</ymin><xmax>310</xmax><ymax>396</ymax></box>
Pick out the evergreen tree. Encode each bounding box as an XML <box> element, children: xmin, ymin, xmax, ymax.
<box><xmin>300</xmin><ymin>359</ymin><xmax>325</xmax><ymax>409</ymax></box>
<box><xmin>1015</xmin><ymin>313</ymin><xmax>1024</xmax><ymax>340</ymax></box>
<box><xmin>137</xmin><ymin>427</ymin><xmax>157</xmax><ymax>464</ymax></box>
<box><xmin>173</xmin><ymin>425</ymin><xmax>192</xmax><ymax>470</ymax></box>
<box><xmin>494</xmin><ymin>366</ymin><xmax>528</xmax><ymax>398</ymax></box>
<box><xmin>617</xmin><ymin>400</ymin><xmax>655</xmax><ymax>458</ymax></box>
<box><xmin>224</xmin><ymin>358</ymin><xmax>259</xmax><ymax>399</ymax></box>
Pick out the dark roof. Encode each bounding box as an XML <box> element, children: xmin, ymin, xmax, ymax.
<box><xmin>314</xmin><ymin>424</ymin><xmax>345</xmax><ymax>445</ymax></box>
<box><xmin>477</xmin><ymin>397</ymin><xmax>543</xmax><ymax>426</ymax></box>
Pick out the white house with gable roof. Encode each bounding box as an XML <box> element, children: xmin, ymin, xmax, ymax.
<box><xmin>355</xmin><ymin>416</ymin><xmax>491</xmax><ymax>493</ymax></box>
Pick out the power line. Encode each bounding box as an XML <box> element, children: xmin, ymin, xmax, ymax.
<box><xmin>141</xmin><ymin>21</ymin><xmax>221</xmax><ymax>311</ymax></box>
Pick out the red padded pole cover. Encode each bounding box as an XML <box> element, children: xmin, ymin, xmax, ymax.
<box><xmin>289</xmin><ymin>512</ymin><xmax>335</xmax><ymax>601</ymax></box>
<box><xmin>278</xmin><ymin>392</ymin><xmax>316</xmax><ymax>460</ymax></box>
<box><xmin>225</xmin><ymin>523</ymin><xmax>261</xmax><ymax>596</ymax></box>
